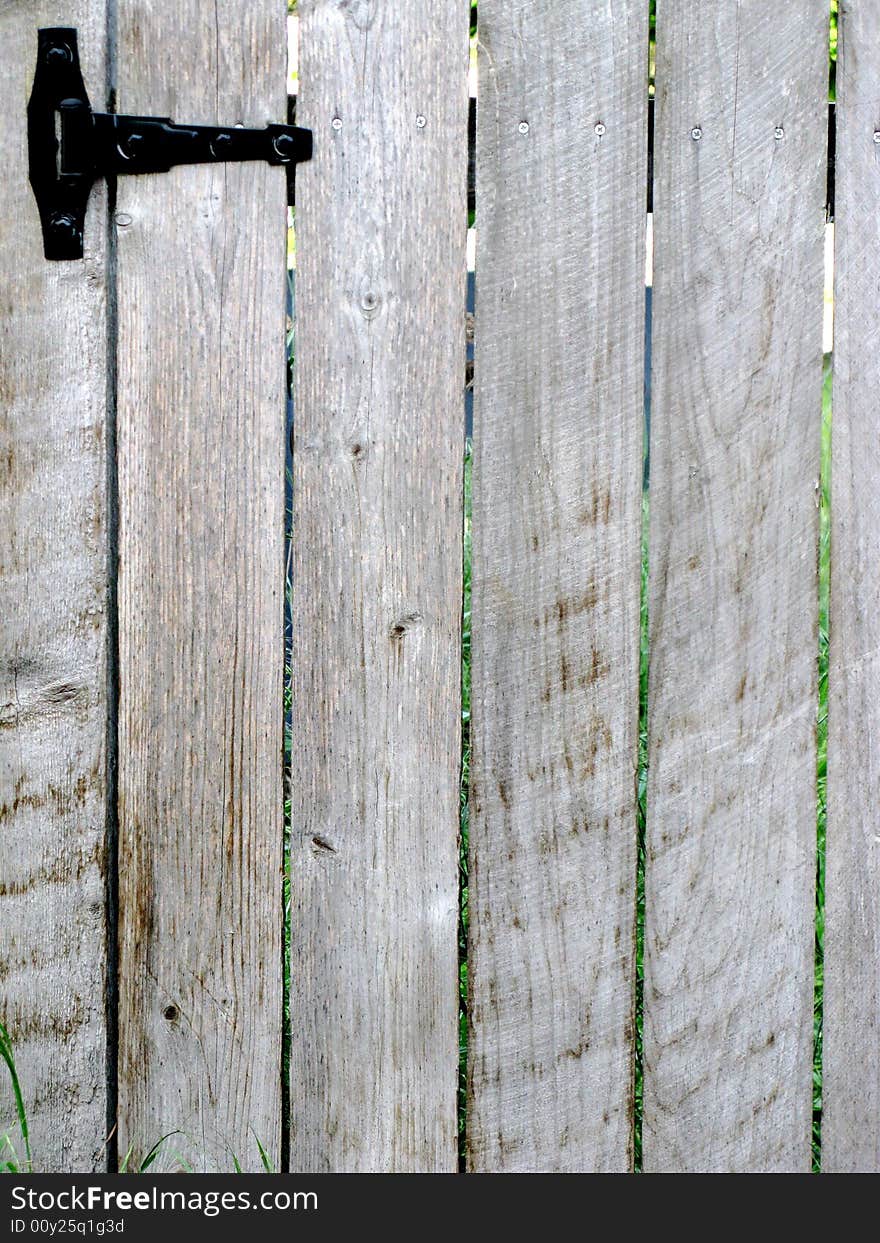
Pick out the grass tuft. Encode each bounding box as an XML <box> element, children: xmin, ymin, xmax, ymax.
<box><xmin>0</xmin><ymin>1021</ymin><xmax>31</xmax><ymax>1173</ymax></box>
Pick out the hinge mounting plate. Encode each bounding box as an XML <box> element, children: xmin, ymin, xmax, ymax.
<box><xmin>28</xmin><ymin>28</ymin><xmax>313</xmax><ymax>260</ymax></box>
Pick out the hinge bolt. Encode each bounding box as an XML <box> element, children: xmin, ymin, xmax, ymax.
<box><xmin>272</xmin><ymin>132</ymin><xmax>296</xmax><ymax>158</ymax></box>
<box><xmin>48</xmin><ymin>212</ymin><xmax>76</xmax><ymax>236</ymax></box>
<box><xmin>122</xmin><ymin>132</ymin><xmax>144</xmax><ymax>159</ymax></box>
<box><xmin>44</xmin><ymin>43</ymin><xmax>71</xmax><ymax>66</ymax></box>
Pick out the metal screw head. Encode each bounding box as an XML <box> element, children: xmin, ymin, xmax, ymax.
<box><xmin>48</xmin><ymin>212</ymin><xmax>76</xmax><ymax>236</ymax></box>
<box><xmin>122</xmin><ymin>132</ymin><xmax>145</xmax><ymax>159</ymax></box>
<box><xmin>272</xmin><ymin>132</ymin><xmax>295</xmax><ymax>159</ymax></box>
<box><xmin>594</xmin><ymin>122</ymin><xmax>606</xmax><ymax>137</ymax></box>
<box><xmin>691</xmin><ymin>126</ymin><xmax>703</xmax><ymax>141</ymax></box>
<box><xmin>45</xmin><ymin>43</ymin><xmax>72</xmax><ymax>66</ymax></box>
<box><xmin>415</xmin><ymin>114</ymin><xmax>427</xmax><ymax>129</ymax></box>
<box><xmin>331</xmin><ymin>116</ymin><xmax>343</xmax><ymax>131</ymax></box>
<box><xmin>209</xmin><ymin>132</ymin><xmax>233</xmax><ymax>159</ymax></box>
<box><xmin>518</xmin><ymin>121</ymin><xmax>530</xmax><ymax>134</ymax></box>
<box><xmin>873</xmin><ymin>130</ymin><xmax>880</xmax><ymax>144</ymax></box>
<box><xmin>774</xmin><ymin>126</ymin><xmax>785</xmax><ymax>141</ymax></box>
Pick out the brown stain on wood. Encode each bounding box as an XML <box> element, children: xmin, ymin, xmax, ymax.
<box><xmin>469</xmin><ymin>0</ymin><xmax>646</xmax><ymax>1174</ymax></box>
<box><xmin>0</xmin><ymin>2</ymin><xmax>110</xmax><ymax>1173</ymax></box>
<box><xmin>114</xmin><ymin>0</ymin><xmax>286</xmax><ymax>1173</ymax></box>
<box><xmin>643</xmin><ymin>0</ymin><xmax>824</xmax><ymax>1174</ymax></box>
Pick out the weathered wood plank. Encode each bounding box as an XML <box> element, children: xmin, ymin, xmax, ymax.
<box><xmin>644</xmin><ymin>0</ymin><xmax>827</xmax><ymax>1172</ymax></box>
<box><xmin>468</xmin><ymin>1</ymin><xmax>647</xmax><ymax>1171</ymax></box>
<box><xmin>824</xmin><ymin>0</ymin><xmax>880</xmax><ymax>1174</ymax></box>
<box><xmin>0</xmin><ymin>7</ymin><xmax>109</xmax><ymax>1173</ymax></box>
<box><xmin>115</xmin><ymin>0</ymin><xmax>286</xmax><ymax>1171</ymax></box>
<box><xmin>290</xmin><ymin>1</ymin><xmax>469</xmax><ymax>1172</ymax></box>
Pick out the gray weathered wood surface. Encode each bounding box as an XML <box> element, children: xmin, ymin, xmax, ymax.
<box><xmin>468</xmin><ymin>0</ymin><xmax>647</xmax><ymax>1171</ymax></box>
<box><xmin>0</xmin><ymin>5</ymin><xmax>110</xmax><ymax>1172</ymax></box>
<box><xmin>290</xmin><ymin>0</ymin><xmax>469</xmax><ymax>1172</ymax></box>
<box><xmin>644</xmin><ymin>0</ymin><xmax>827</xmax><ymax>1172</ymax></box>
<box><xmin>824</xmin><ymin>0</ymin><xmax>880</xmax><ymax>1174</ymax></box>
<box><xmin>114</xmin><ymin>0</ymin><xmax>287</xmax><ymax>1171</ymax></box>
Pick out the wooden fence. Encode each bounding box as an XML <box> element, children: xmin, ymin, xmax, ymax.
<box><xmin>0</xmin><ymin>0</ymin><xmax>877</xmax><ymax>1173</ymax></box>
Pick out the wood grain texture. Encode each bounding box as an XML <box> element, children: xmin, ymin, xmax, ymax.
<box><xmin>824</xmin><ymin>0</ymin><xmax>880</xmax><ymax>1173</ymax></box>
<box><xmin>0</xmin><ymin>6</ymin><xmax>109</xmax><ymax>1172</ymax></box>
<box><xmin>644</xmin><ymin>0</ymin><xmax>827</xmax><ymax>1172</ymax></box>
<box><xmin>115</xmin><ymin>0</ymin><xmax>287</xmax><ymax>1171</ymax></box>
<box><xmin>290</xmin><ymin>0</ymin><xmax>469</xmax><ymax>1172</ymax></box>
<box><xmin>468</xmin><ymin>0</ymin><xmax>647</xmax><ymax>1172</ymax></box>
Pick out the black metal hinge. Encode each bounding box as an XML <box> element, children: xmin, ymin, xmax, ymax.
<box><xmin>28</xmin><ymin>28</ymin><xmax>313</xmax><ymax>260</ymax></box>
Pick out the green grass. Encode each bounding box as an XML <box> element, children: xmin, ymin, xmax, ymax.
<box><xmin>118</xmin><ymin>1133</ymin><xmax>183</xmax><ymax>1174</ymax></box>
<box><xmin>0</xmin><ymin>1021</ymin><xmax>30</xmax><ymax>1173</ymax></box>
<box><xmin>814</xmin><ymin>355</ymin><xmax>832</xmax><ymax>1170</ymax></box>
<box><xmin>458</xmin><ymin>442</ymin><xmax>472</xmax><ymax>1166</ymax></box>
<box><xmin>634</xmin><ymin>496</ymin><xmax>649</xmax><ymax>1172</ymax></box>
<box><xmin>830</xmin><ymin>1</ymin><xmax>839</xmax><ymax>100</ymax></box>
<box><xmin>0</xmin><ymin>1018</ymin><xmax>277</xmax><ymax>1173</ymax></box>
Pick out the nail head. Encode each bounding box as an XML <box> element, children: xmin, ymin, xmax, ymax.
<box><xmin>518</xmin><ymin>121</ymin><xmax>530</xmax><ymax>135</ymax></box>
<box><xmin>331</xmin><ymin>116</ymin><xmax>343</xmax><ymax>131</ymax></box>
<box><xmin>415</xmin><ymin>114</ymin><xmax>427</xmax><ymax>129</ymax></box>
<box><xmin>691</xmin><ymin>126</ymin><xmax>703</xmax><ymax>141</ymax></box>
<box><xmin>594</xmin><ymin>122</ymin><xmax>606</xmax><ymax>137</ymax></box>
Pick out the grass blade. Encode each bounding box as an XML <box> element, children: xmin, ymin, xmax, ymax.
<box><xmin>0</xmin><ymin>1021</ymin><xmax>31</xmax><ymax>1171</ymax></box>
<box><xmin>138</xmin><ymin>1131</ymin><xmax>181</xmax><ymax>1173</ymax></box>
<box><xmin>251</xmin><ymin>1129</ymin><xmax>275</xmax><ymax>1173</ymax></box>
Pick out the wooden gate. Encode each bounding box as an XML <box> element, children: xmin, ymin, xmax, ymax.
<box><xmin>1</xmin><ymin>0</ymin><xmax>877</xmax><ymax>1174</ymax></box>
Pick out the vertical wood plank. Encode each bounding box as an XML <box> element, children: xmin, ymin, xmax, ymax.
<box><xmin>290</xmin><ymin>1</ymin><xmax>469</xmax><ymax>1172</ymax></box>
<box><xmin>824</xmin><ymin>0</ymin><xmax>880</xmax><ymax>1174</ymax></box>
<box><xmin>645</xmin><ymin>0</ymin><xmax>827</xmax><ymax>1172</ymax></box>
<box><xmin>468</xmin><ymin>1</ymin><xmax>647</xmax><ymax>1171</ymax></box>
<box><xmin>0</xmin><ymin>9</ymin><xmax>109</xmax><ymax>1172</ymax></box>
<box><xmin>115</xmin><ymin>1</ymin><xmax>286</xmax><ymax>1171</ymax></box>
